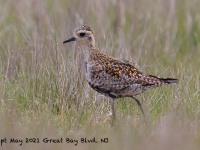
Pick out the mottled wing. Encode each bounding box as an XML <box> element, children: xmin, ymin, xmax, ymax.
<box><xmin>87</xmin><ymin>51</ymin><xmax>177</xmax><ymax>98</ymax></box>
<box><xmin>102</xmin><ymin>60</ymin><xmax>157</xmax><ymax>86</ymax></box>
<box><xmin>88</xmin><ymin>60</ymin><xmax>150</xmax><ymax>97</ymax></box>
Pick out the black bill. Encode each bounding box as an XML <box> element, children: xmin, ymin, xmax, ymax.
<box><xmin>63</xmin><ymin>36</ymin><xmax>76</xmax><ymax>44</ymax></box>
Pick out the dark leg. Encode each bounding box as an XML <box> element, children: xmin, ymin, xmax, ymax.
<box><xmin>109</xmin><ymin>98</ymin><xmax>115</xmax><ymax>120</ymax></box>
<box><xmin>108</xmin><ymin>98</ymin><xmax>116</xmax><ymax>126</ymax></box>
<box><xmin>131</xmin><ymin>96</ymin><xmax>147</xmax><ymax>125</ymax></box>
<box><xmin>131</xmin><ymin>96</ymin><xmax>145</xmax><ymax>116</ymax></box>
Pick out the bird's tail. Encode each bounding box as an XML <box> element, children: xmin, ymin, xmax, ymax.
<box><xmin>160</xmin><ymin>78</ymin><xmax>178</xmax><ymax>84</ymax></box>
<box><xmin>149</xmin><ymin>75</ymin><xmax>178</xmax><ymax>84</ymax></box>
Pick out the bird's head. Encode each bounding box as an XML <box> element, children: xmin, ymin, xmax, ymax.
<box><xmin>63</xmin><ymin>24</ymin><xmax>95</xmax><ymax>47</ymax></box>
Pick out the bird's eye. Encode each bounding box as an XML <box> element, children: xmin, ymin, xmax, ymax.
<box><xmin>79</xmin><ymin>32</ymin><xmax>85</xmax><ymax>37</ymax></box>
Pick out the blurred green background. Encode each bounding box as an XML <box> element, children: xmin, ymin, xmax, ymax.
<box><xmin>0</xmin><ymin>0</ymin><xmax>200</xmax><ymax>149</ymax></box>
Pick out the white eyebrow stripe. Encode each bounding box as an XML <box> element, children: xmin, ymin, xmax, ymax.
<box><xmin>77</xmin><ymin>30</ymin><xmax>91</xmax><ymax>34</ymax></box>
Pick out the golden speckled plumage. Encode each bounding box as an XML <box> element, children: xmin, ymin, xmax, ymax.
<box><xmin>84</xmin><ymin>47</ymin><xmax>177</xmax><ymax>99</ymax></box>
<box><xmin>63</xmin><ymin>24</ymin><xmax>178</xmax><ymax>122</ymax></box>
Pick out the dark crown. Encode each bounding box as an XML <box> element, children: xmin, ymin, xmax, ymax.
<box><xmin>76</xmin><ymin>25</ymin><xmax>93</xmax><ymax>34</ymax></box>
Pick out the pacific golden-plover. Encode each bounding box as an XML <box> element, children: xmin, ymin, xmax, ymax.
<box><xmin>63</xmin><ymin>24</ymin><xmax>178</xmax><ymax>121</ymax></box>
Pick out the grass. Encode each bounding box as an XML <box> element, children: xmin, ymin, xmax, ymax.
<box><xmin>0</xmin><ymin>0</ymin><xmax>200</xmax><ymax>149</ymax></box>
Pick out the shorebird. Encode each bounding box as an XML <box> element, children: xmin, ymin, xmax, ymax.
<box><xmin>63</xmin><ymin>24</ymin><xmax>178</xmax><ymax>121</ymax></box>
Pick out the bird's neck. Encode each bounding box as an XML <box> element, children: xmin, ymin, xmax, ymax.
<box><xmin>82</xmin><ymin>44</ymin><xmax>101</xmax><ymax>62</ymax></box>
